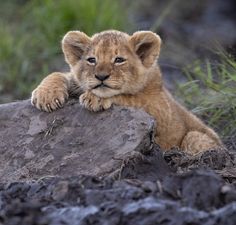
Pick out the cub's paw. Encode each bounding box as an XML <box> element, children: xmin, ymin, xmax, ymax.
<box><xmin>79</xmin><ymin>91</ymin><xmax>112</xmax><ymax>112</ymax></box>
<box><xmin>31</xmin><ymin>85</ymin><xmax>68</xmax><ymax>112</ymax></box>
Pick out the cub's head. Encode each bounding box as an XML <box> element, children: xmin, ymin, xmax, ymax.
<box><xmin>62</xmin><ymin>30</ymin><xmax>161</xmax><ymax>98</ymax></box>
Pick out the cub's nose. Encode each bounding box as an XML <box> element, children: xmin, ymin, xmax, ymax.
<box><xmin>95</xmin><ymin>74</ymin><xmax>110</xmax><ymax>81</ymax></box>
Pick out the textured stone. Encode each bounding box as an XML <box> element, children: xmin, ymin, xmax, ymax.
<box><xmin>0</xmin><ymin>99</ymin><xmax>155</xmax><ymax>182</ymax></box>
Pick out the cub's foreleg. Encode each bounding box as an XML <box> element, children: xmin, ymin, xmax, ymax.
<box><xmin>79</xmin><ymin>91</ymin><xmax>112</xmax><ymax>112</ymax></box>
<box><xmin>31</xmin><ymin>72</ymin><xmax>70</xmax><ymax>112</ymax></box>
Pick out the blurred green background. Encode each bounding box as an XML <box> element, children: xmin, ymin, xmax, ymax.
<box><xmin>0</xmin><ymin>0</ymin><xmax>235</xmax><ymax>138</ymax></box>
<box><xmin>0</xmin><ymin>0</ymin><xmax>127</xmax><ymax>102</ymax></box>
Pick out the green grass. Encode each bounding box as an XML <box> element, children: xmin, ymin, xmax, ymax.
<box><xmin>176</xmin><ymin>53</ymin><xmax>236</xmax><ymax>137</ymax></box>
<box><xmin>0</xmin><ymin>0</ymin><xmax>127</xmax><ymax>102</ymax></box>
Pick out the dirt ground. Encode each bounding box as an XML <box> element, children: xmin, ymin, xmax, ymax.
<box><xmin>0</xmin><ymin>144</ymin><xmax>236</xmax><ymax>225</ymax></box>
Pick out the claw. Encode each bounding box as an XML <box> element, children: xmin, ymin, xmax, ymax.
<box><xmin>38</xmin><ymin>104</ymin><xmax>43</xmax><ymax>111</ymax></box>
<box><xmin>55</xmin><ymin>99</ymin><xmax>62</xmax><ymax>108</ymax></box>
<box><xmin>46</xmin><ymin>103</ymin><xmax>52</xmax><ymax>112</ymax></box>
<box><xmin>31</xmin><ymin>98</ymin><xmax>37</xmax><ymax>106</ymax></box>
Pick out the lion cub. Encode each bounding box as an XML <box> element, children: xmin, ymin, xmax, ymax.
<box><xmin>31</xmin><ymin>30</ymin><xmax>222</xmax><ymax>155</ymax></box>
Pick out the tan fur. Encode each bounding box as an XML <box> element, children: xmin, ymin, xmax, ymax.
<box><xmin>31</xmin><ymin>30</ymin><xmax>223</xmax><ymax>154</ymax></box>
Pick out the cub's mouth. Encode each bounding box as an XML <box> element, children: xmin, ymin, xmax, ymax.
<box><xmin>93</xmin><ymin>83</ymin><xmax>111</xmax><ymax>89</ymax></box>
<box><xmin>91</xmin><ymin>82</ymin><xmax>122</xmax><ymax>98</ymax></box>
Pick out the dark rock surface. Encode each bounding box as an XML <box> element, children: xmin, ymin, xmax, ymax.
<box><xmin>1</xmin><ymin>170</ymin><xmax>236</xmax><ymax>225</ymax></box>
<box><xmin>0</xmin><ymin>99</ymin><xmax>236</xmax><ymax>225</ymax></box>
<box><xmin>0</xmin><ymin>99</ymin><xmax>156</xmax><ymax>182</ymax></box>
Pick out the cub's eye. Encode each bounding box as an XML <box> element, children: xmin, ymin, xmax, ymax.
<box><xmin>114</xmin><ymin>57</ymin><xmax>126</xmax><ymax>64</ymax></box>
<box><xmin>87</xmin><ymin>57</ymin><xmax>96</xmax><ymax>64</ymax></box>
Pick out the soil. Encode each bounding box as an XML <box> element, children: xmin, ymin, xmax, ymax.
<box><xmin>0</xmin><ymin>144</ymin><xmax>236</xmax><ymax>225</ymax></box>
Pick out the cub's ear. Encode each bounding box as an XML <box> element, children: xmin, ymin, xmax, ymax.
<box><xmin>62</xmin><ymin>31</ymin><xmax>91</xmax><ymax>66</ymax></box>
<box><xmin>129</xmin><ymin>31</ymin><xmax>161</xmax><ymax>67</ymax></box>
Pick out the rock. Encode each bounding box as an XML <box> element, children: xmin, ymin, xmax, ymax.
<box><xmin>1</xmin><ymin>171</ymin><xmax>236</xmax><ymax>225</ymax></box>
<box><xmin>0</xmin><ymin>99</ymin><xmax>157</xmax><ymax>182</ymax></box>
<box><xmin>1</xmin><ymin>100</ymin><xmax>236</xmax><ymax>225</ymax></box>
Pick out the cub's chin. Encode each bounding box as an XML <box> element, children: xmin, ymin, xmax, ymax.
<box><xmin>91</xmin><ymin>87</ymin><xmax>121</xmax><ymax>98</ymax></box>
